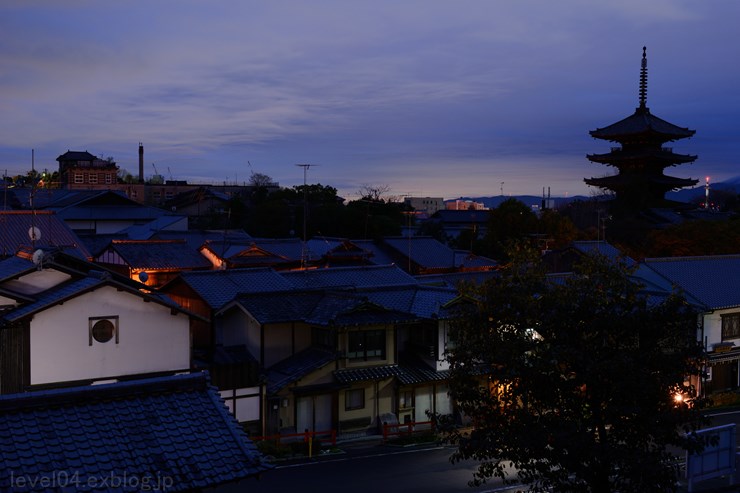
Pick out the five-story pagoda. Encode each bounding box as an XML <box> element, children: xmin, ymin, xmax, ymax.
<box><xmin>585</xmin><ymin>47</ymin><xmax>698</xmax><ymax>212</ymax></box>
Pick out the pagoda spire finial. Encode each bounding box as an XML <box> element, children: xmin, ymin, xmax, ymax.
<box><xmin>639</xmin><ymin>46</ymin><xmax>648</xmax><ymax>110</ymax></box>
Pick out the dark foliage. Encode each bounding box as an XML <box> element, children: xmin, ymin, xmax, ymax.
<box><xmin>442</xmin><ymin>246</ymin><xmax>708</xmax><ymax>492</ymax></box>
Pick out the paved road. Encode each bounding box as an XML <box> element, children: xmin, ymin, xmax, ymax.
<box><xmin>217</xmin><ymin>410</ymin><xmax>740</xmax><ymax>493</ymax></box>
<box><xmin>218</xmin><ymin>444</ymin><xmax>521</xmax><ymax>493</ymax></box>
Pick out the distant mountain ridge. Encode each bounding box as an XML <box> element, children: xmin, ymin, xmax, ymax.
<box><xmin>451</xmin><ymin>177</ymin><xmax>740</xmax><ymax>209</ymax></box>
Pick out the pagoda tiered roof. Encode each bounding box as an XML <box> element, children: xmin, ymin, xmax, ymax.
<box><xmin>587</xmin><ymin>147</ymin><xmax>697</xmax><ymax>166</ymax></box>
<box><xmin>589</xmin><ymin>106</ymin><xmax>695</xmax><ymax>142</ymax></box>
<box><xmin>583</xmin><ymin>47</ymin><xmax>699</xmax><ymax>209</ymax></box>
<box><xmin>585</xmin><ymin>173</ymin><xmax>698</xmax><ymax>190</ymax></box>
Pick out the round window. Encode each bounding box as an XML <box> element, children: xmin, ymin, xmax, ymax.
<box><xmin>92</xmin><ymin>319</ymin><xmax>115</xmax><ymax>343</ymax></box>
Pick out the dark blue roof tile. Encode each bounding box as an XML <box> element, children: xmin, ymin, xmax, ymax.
<box><xmin>642</xmin><ymin>255</ymin><xmax>740</xmax><ymax>310</ymax></box>
<box><xmin>175</xmin><ymin>268</ymin><xmax>293</xmax><ymax>309</ymax></box>
<box><xmin>266</xmin><ymin>346</ymin><xmax>338</xmax><ymax>394</ymax></box>
<box><xmin>281</xmin><ymin>264</ymin><xmax>417</xmax><ymax>289</ymax></box>
<box><xmin>101</xmin><ymin>239</ymin><xmax>212</xmax><ymax>270</ymax></box>
<box><xmin>0</xmin><ymin>372</ymin><xmax>271</xmax><ymax>491</ymax></box>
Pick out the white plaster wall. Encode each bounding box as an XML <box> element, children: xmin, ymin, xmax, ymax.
<box><xmin>29</xmin><ymin>285</ymin><xmax>190</xmax><ymax>385</ymax></box>
<box><xmin>703</xmin><ymin>309</ymin><xmax>740</xmax><ymax>349</ymax></box>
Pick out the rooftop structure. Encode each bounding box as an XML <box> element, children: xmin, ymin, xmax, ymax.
<box><xmin>585</xmin><ymin>47</ymin><xmax>698</xmax><ymax>211</ymax></box>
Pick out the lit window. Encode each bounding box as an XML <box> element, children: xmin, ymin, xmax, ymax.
<box><xmin>89</xmin><ymin>316</ymin><xmax>119</xmax><ymax>345</ymax></box>
<box><xmin>345</xmin><ymin>388</ymin><xmax>365</xmax><ymax>410</ymax></box>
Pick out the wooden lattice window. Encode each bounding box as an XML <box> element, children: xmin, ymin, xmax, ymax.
<box><xmin>721</xmin><ymin>313</ymin><xmax>740</xmax><ymax>341</ymax></box>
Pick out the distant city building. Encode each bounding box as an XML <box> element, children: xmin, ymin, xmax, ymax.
<box><xmin>51</xmin><ymin>144</ymin><xmax>278</xmax><ymax>207</ymax></box>
<box><xmin>57</xmin><ymin>150</ymin><xmax>118</xmax><ymax>190</ymax></box>
<box><xmin>585</xmin><ymin>47</ymin><xmax>698</xmax><ymax>211</ymax></box>
<box><xmin>404</xmin><ymin>196</ymin><xmax>445</xmax><ymax>215</ymax></box>
<box><xmin>445</xmin><ymin>199</ymin><xmax>487</xmax><ymax>211</ymax></box>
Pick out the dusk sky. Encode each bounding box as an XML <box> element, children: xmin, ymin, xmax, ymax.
<box><xmin>2</xmin><ymin>1</ymin><xmax>739</xmax><ymax>201</ymax></box>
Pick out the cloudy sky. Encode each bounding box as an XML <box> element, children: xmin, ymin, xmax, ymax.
<box><xmin>1</xmin><ymin>1</ymin><xmax>738</xmax><ymax>200</ymax></box>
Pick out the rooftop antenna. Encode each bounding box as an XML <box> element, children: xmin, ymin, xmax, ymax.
<box><xmin>295</xmin><ymin>163</ymin><xmax>318</xmax><ymax>268</ymax></box>
<box><xmin>639</xmin><ymin>46</ymin><xmax>648</xmax><ymax>110</ymax></box>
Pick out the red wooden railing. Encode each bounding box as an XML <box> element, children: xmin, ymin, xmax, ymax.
<box><xmin>382</xmin><ymin>419</ymin><xmax>435</xmax><ymax>443</ymax></box>
<box><xmin>252</xmin><ymin>429</ymin><xmax>337</xmax><ymax>457</ymax></box>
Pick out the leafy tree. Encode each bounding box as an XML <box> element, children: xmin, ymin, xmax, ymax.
<box><xmin>443</xmin><ymin>247</ymin><xmax>707</xmax><ymax>492</ymax></box>
<box><xmin>482</xmin><ymin>198</ymin><xmax>538</xmax><ymax>260</ymax></box>
<box><xmin>344</xmin><ymin>198</ymin><xmax>405</xmax><ymax>239</ymax></box>
<box><xmin>645</xmin><ymin>219</ymin><xmax>740</xmax><ymax>257</ymax></box>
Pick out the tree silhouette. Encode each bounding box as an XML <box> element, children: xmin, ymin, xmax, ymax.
<box><xmin>443</xmin><ymin>248</ymin><xmax>708</xmax><ymax>492</ymax></box>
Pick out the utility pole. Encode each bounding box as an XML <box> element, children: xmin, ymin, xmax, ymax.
<box><xmin>295</xmin><ymin>164</ymin><xmax>318</xmax><ymax>268</ymax></box>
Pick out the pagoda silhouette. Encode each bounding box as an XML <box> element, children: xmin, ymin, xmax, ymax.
<box><xmin>585</xmin><ymin>47</ymin><xmax>698</xmax><ymax>213</ymax></box>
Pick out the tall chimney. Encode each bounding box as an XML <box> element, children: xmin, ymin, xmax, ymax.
<box><xmin>138</xmin><ymin>142</ymin><xmax>144</xmax><ymax>183</ymax></box>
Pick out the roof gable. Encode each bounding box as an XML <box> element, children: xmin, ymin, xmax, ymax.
<box><xmin>170</xmin><ymin>268</ymin><xmax>294</xmax><ymax>309</ymax></box>
<box><xmin>0</xmin><ymin>211</ymin><xmax>91</xmax><ymax>259</ymax></box>
<box><xmin>103</xmin><ymin>239</ymin><xmax>211</xmax><ymax>270</ymax></box>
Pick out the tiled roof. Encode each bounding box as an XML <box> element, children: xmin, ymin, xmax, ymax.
<box><xmin>454</xmin><ymin>251</ymin><xmax>498</xmax><ymax>269</ymax></box>
<box><xmin>229</xmin><ymin>290</ymin><xmax>418</xmax><ymax>326</ymax></box>
<box><xmin>54</xmin><ymin>204</ymin><xmax>168</xmax><ymax>222</ymax></box>
<box><xmin>104</xmin><ymin>239</ymin><xmax>211</xmax><ymax>270</ymax></box>
<box><xmin>306</xmin><ymin>238</ymin><xmax>373</xmax><ymax>261</ymax></box>
<box><xmin>329</xmin><ymin>303</ymin><xmax>419</xmax><ymax>326</ymax></box>
<box><xmin>351</xmin><ymin>240</ymin><xmax>397</xmax><ymax>265</ymax></box>
<box><xmin>415</xmin><ymin>270</ymin><xmax>499</xmax><ymax>288</ymax></box>
<box><xmin>571</xmin><ymin>241</ymin><xmax>636</xmax><ymax>267</ymax></box>
<box><xmin>0</xmin><ymin>372</ymin><xmax>270</xmax><ymax>492</ymax></box>
<box><xmin>641</xmin><ymin>255</ymin><xmax>740</xmax><ymax>310</ymax></box>
<box><xmin>334</xmin><ymin>364</ymin><xmax>449</xmax><ymax>385</ymax></box>
<box><xmin>232</xmin><ymin>290</ymin><xmax>328</xmax><ymax>324</ymax></box>
<box><xmin>153</xmin><ymin>229</ymin><xmax>253</xmax><ymax>251</ymax></box>
<box><xmin>266</xmin><ymin>346</ymin><xmax>338</xmax><ymax>394</ymax></box>
<box><xmin>0</xmin><ymin>256</ymin><xmax>34</xmax><ymax>282</ymax></box>
<box><xmin>361</xmin><ymin>285</ymin><xmax>458</xmax><ymax>319</ymax></box>
<box><xmin>334</xmin><ymin>365</ymin><xmax>407</xmax><ymax>383</ymax></box>
<box><xmin>78</xmin><ymin>233</ymin><xmax>125</xmax><ymax>257</ymax></box>
<box><xmin>590</xmin><ymin>107</ymin><xmax>695</xmax><ymax>140</ymax></box>
<box><xmin>42</xmin><ymin>190</ymin><xmax>136</xmax><ymax>209</ymax></box>
<box><xmin>281</xmin><ymin>264</ymin><xmax>417</xmax><ymax>289</ymax></box>
<box><xmin>56</xmin><ymin>150</ymin><xmax>98</xmax><ymax>161</ymax></box>
<box><xmin>382</xmin><ymin>236</ymin><xmax>458</xmax><ymax>269</ymax></box>
<box><xmin>1</xmin><ymin>265</ymin><xmax>189</xmax><ymax>324</ymax></box>
<box><xmin>1</xmin><ymin>276</ymin><xmax>104</xmax><ymax>323</ymax></box>
<box><xmin>122</xmin><ymin>215</ymin><xmax>188</xmax><ymax>240</ymax></box>
<box><xmin>174</xmin><ymin>269</ymin><xmax>294</xmax><ymax>309</ymax></box>
<box><xmin>251</xmin><ymin>239</ymin><xmax>305</xmax><ymax>260</ymax></box>
<box><xmin>0</xmin><ymin>211</ymin><xmax>91</xmax><ymax>259</ymax></box>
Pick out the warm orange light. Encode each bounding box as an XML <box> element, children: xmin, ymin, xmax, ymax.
<box><xmin>673</xmin><ymin>393</ymin><xmax>684</xmax><ymax>404</ymax></box>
